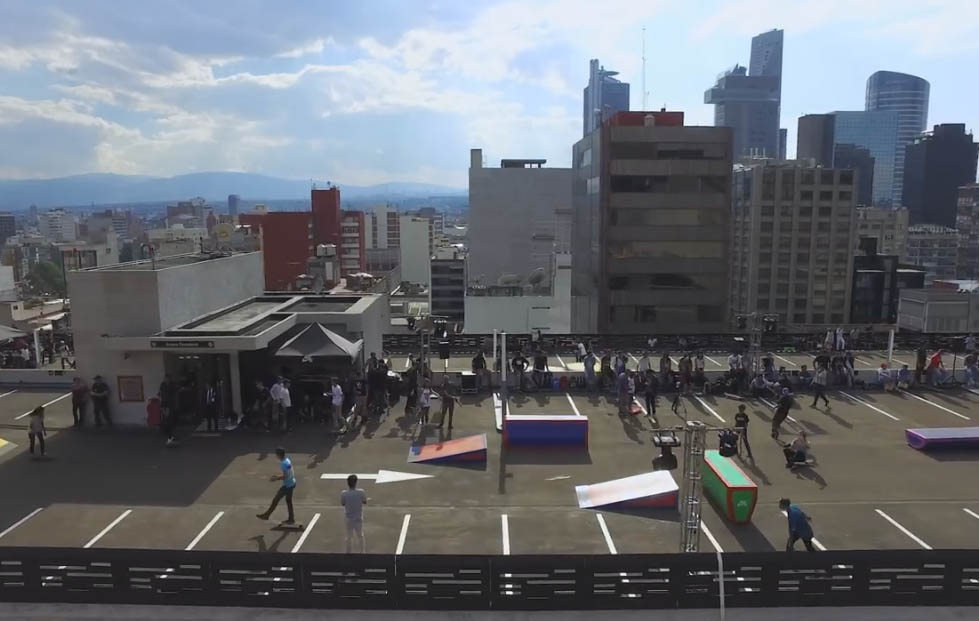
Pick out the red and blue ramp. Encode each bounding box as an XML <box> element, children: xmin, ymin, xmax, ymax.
<box><xmin>408</xmin><ymin>433</ymin><xmax>488</xmax><ymax>464</ymax></box>
<box><xmin>575</xmin><ymin>471</ymin><xmax>679</xmax><ymax>510</ymax></box>
<box><xmin>503</xmin><ymin>414</ymin><xmax>588</xmax><ymax>448</ymax></box>
<box><xmin>906</xmin><ymin>427</ymin><xmax>979</xmax><ymax>450</ymax></box>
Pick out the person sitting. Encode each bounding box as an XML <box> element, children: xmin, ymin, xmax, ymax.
<box><xmin>897</xmin><ymin>364</ymin><xmax>913</xmax><ymax>390</ymax></box>
<box><xmin>966</xmin><ymin>353</ymin><xmax>979</xmax><ymax>388</ymax></box>
<box><xmin>718</xmin><ymin>429</ymin><xmax>738</xmax><ymax>457</ymax></box>
<box><xmin>749</xmin><ymin>374</ymin><xmax>774</xmax><ymax>399</ymax></box>
<box><xmin>783</xmin><ymin>431</ymin><xmax>811</xmax><ymax>468</ymax></box>
<box><xmin>928</xmin><ymin>350</ymin><xmax>949</xmax><ymax>386</ymax></box>
<box><xmin>878</xmin><ymin>363</ymin><xmax>896</xmax><ymax>391</ymax></box>
<box><xmin>796</xmin><ymin>365</ymin><xmax>812</xmax><ymax>391</ymax></box>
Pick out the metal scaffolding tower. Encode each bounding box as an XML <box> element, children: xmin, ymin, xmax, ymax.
<box><xmin>679</xmin><ymin>420</ymin><xmax>708</xmax><ymax>553</ymax></box>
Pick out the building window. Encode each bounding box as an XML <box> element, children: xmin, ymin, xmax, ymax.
<box><xmin>802</xmin><ymin>171</ymin><xmax>814</xmax><ymax>185</ymax></box>
<box><xmin>697</xmin><ymin>305</ymin><xmax>723</xmax><ymax>322</ymax></box>
<box><xmin>839</xmin><ymin>191</ymin><xmax>852</xmax><ymax>201</ymax></box>
<box><xmin>840</xmin><ymin>170</ymin><xmax>854</xmax><ymax>185</ymax></box>
<box><xmin>781</xmin><ymin>175</ymin><xmax>795</xmax><ymax>201</ymax></box>
<box><xmin>794</xmin><ymin>313</ymin><xmax>807</xmax><ymax>323</ymax></box>
<box><xmin>762</xmin><ymin>170</ymin><xmax>776</xmax><ymax>200</ymax></box>
<box><xmin>818</xmin><ymin>207</ymin><xmax>832</xmax><ymax>218</ymax></box>
<box><xmin>819</xmin><ymin>190</ymin><xmax>833</xmax><ymax>201</ymax></box>
<box><xmin>820</xmin><ymin>170</ymin><xmax>834</xmax><ymax>185</ymax></box>
<box><xmin>794</xmin><ymin>298</ymin><xmax>807</xmax><ymax>309</ymax></box>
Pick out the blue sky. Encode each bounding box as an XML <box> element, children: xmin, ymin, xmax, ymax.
<box><xmin>0</xmin><ymin>0</ymin><xmax>976</xmax><ymax>187</ymax></box>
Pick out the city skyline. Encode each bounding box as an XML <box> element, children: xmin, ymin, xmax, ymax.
<box><xmin>0</xmin><ymin>0</ymin><xmax>978</xmax><ymax>187</ymax></box>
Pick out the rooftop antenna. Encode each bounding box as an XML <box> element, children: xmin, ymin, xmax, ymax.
<box><xmin>641</xmin><ymin>27</ymin><xmax>648</xmax><ymax>111</ymax></box>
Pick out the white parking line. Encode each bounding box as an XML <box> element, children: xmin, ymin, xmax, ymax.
<box><xmin>185</xmin><ymin>511</ymin><xmax>225</xmax><ymax>551</ymax></box>
<box><xmin>290</xmin><ymin>512</ymin><xmax>320</xmax><ymax>553</ymax></box>
<box><xmin>700</xmin><ymin>521</ymin><xmax>723</xmax><ymax>553</ymax></box>
<box><xmin>396</xmin><ymin>514</ymin><xmax>411</xmax><ymax>555</ymax></box>
<box><xmin>566</xmin><ymin>393</ymin><xmax>582</xmax><ymax>417</ymax></box>
<box><xmin>628</xmin><ymin>354</ymin><xmax>640</xmax><ymax>365</ymax></box>
<box><xmin>0</xmin><ymin>507</ymin><xmax>43</xmax><ymax>540</ymax></box>
<box><xmin>595</xmin><ymin>513</ymin><xmax>617</xmax><ymax>554</ymax></box>
<box><xmin>15</xmin><ymin>392</ymin><xmax>72</xmax><ymax>420</ymax></box>
<box><xmin>693</xmin><ymin>396</ymin><xmax>726</xmax><ymax>423</ymax></box>
<box><xmin>963</xmin><ymin>508</ymin><xmax>979</xmax><ymax>522</ymax></box>
<box><xmin>0</xmin><ymin>390</ymin><xmax>18</xmax><ymax>399</ymax></box>
<box><xmin>704</xmin><ymin>355</ymin><xmax>723</xmax><ymax>368</ymax></box>
<box><xmin>854</xmin><ymin>358</ymin><xmax>874</xmax><ymax>367</ymax></box>
<box><xmin>838</xmin><ymin>391</ymin><xmax>900</xmax><ymax>421</ymax></box>
<box><xmin>780</xmin><ymin>511</ymin><xmax>828</xmax><ymax>550</ymax></box>
<box><xmin>759</xmin><ymin>396</ymin><xmax>798</xmax><ymax>423</ymax></box>
<box><xmin>83</xmin><ymin>509</ymin><xmax>132</xmax><ymax>549</ymax></box>
<box><xmin>900</xmin><ymin>390</ymin><xmax>971</xmax><ymax>420</ymax></box>
<box><xmin>875</xmin><ymin>509</ymin><xmax>932</xmax><ymax>549</ymax></box>
<box><xmin>555</xmin><ymin>355</ymin><xmax>569</xmax><ymax>370</ymax></box>
<box><xmin>501</xmin><ymin>514</ymin><xmax>510</xmax><ymax>555</ymax></box>
<box><xmin>774</xmin><ymin>355</ymin><xmax>797</xmax><ymax>367</ymax></box>
<box><xmin>631</xmin><ymin>398</ymin><xmax>647</xmax><ymax>415</ymax></box>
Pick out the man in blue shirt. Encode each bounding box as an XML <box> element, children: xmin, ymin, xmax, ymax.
<box><xmin>257</xmin><ymin>447</ymin><xmax>297</xmax><ymax>524</ymax></box>
<box><xmin>779</xmin><ymin>498</ymin><xmax>815</xmax><ymax>552</ymax></box>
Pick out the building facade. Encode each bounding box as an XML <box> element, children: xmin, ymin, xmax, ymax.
<box><xmin>831</xmin><ymin>110</ymin><xmax>899</xmax><ymax>205</ymax></box>
<box><xmin>468</xmin><ymin>149</ymin><xmax>572</xmax><ymax>287</ymax></box>
<box><xmin>902</xmin><ymin>123</ymin><xmax>978</xmax><ymax>227</ymax></box>
<box><xmin>572</xmin><ymin>110</ymin><xmax>732</xmax><ymax>334</ymax></box>
<box><xmin>339</xmin><ymin>210</ymin><xmax>367</xmax><ymax>275</ymax></box>
<box><xmin>958</xmin><ymin>184</ymin><xmax>979</xmax><ymax>279</ymax></box>
<box><xmin>856</xmin><ymin>206</ymin><xmax>908</xmax><ymax>258</ymax></box>
<box><xmin>398</xmin><ymin>215</ymin><xmax>431</xmax><ymax>286</ymax></box>
<box><xmin>851</xmin><ymin>250</ymin><xmax>925</xmax><ymax>324</ymax></box>
<box><xmin>39</xmin><ymin>209</ymin><xmax>76</xmax><ymax>242</ymax></box>
<box><xmin>898</xmin><ymin>288</ymin><xmax>979</xmax><ymax>333</ymax></box>
<box><xmin>731</xmin><ymin>163</ymin><xmax>858</xmax><ymax>327</ymax></box>
<box><xmin>796</xmin><ymin>114</ymin><xmax>835</xmax><ymax>166</ymax></box>
<box><xmin>704</xmin><ymin>29</ymin><xmax>783</xmax><ymax>159</ymax></box>
<box><xmin>582</xmin><ymin>59</ymin><xmax>630</xmax><ymax>137</ymax></box>
<box><xmin>429</xmin><ymin>247</ymin><xmax>465</xmax><ymax>323</ymax></box>
<box><xmin>905</xmin><ymin>224</ymin><xmax>959</xmax><ymax>284</ymax></box>
<box><xmin>0</xmin><ymin>212</ymin><xmax>14</xmax><ymax>243</ymax></box>
<box><xmin>365</xmin><ymin>203</ymin><xmax>401</xmax><ymax>250</ymax></box>
<box><xmin>865</xmin><ymin>71</ymin><xmax>930</xmax><ymax>206</ymax></box>
<box><xmin>833</xmin><ymin>143</ymin><xmax>875</xmax><ymax>206</ymax></box>
<box><xmin>228</xmin><ymin>194</ymin><xmax>240</xmax><ymax>218</ymax></box>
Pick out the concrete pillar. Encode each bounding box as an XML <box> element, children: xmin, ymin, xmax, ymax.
<box><xmin>229</xmin><ymin>351</ymin><xmax>243</xmax><ymax>415</ymax></box>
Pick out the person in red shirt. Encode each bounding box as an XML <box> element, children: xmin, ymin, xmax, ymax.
<box><xmin>928</xmin><ymin>350</ymin><xmax>948</xmax><ymax>386</ymax></box>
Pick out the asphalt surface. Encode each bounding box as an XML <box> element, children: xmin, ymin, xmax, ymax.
<box><xmin>3</xmin><ymin>372</ymin><xmax>979</xmax><ymax>556</ymax></box>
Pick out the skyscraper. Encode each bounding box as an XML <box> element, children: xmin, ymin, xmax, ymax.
<box><xmin>705</xmin><ymin>29</ymin><xmax>783</xmax><ymax>159</ymax></box>
<box><xmin>902</xmin><ymin>124</ymin><xmax>978</xmax><ymax>227</ymax></box>
<box><xmin>865</xmin><ymin>71</ymin><xmax>930</xmax><ymax>205</ymax></box>
<box><xmin>582</xmin><ymin>59</ymin><xmax>630</xmax><ymax>137</ymax></box>
<box><xmin>797</xmin><ymin>114</ymin><xmax>835</xmax><ymax>166</ymax></box>
<box><xmin>832</xmin><ymin>110</ymin><xmax>899</xmax><ymax>205</ymax></box>
<box><xmin>227</xmin><ymin>194</ymin><xmax>239</xmax><ymax>218</ymax></box>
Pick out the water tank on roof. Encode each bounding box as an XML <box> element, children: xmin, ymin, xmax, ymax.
<box><xmin>644</xmin><ymin>114</ymin><xmax>656</xmax><ymax>127</ymax></box>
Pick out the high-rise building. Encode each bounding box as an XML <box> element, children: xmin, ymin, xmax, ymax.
<box><xmin>582</xmin><ymin>59</ymin><xmax>630</xmax><ymax>137</ymax></box>
<box><xmin>902</xmin><ymin>123</ymin><xmax>979</xmax><ymax>227</ymax></box>
<box><xmin>865</xmin><ymin>71</ymin><xmax>930</xmax><ymax>205</ymax></box>
<box><xmin>430</xmin><ymin>246</ymin><xmax>466</xmax><ymax>323</ymax></box>
<box><xmin>833</xmin><ymin>144</ymin><xmax>875</xmax><ymax>206</ymax></box>
<box><xmin>571</xmin><ymin>110</ymin><xmax>732</xmax><ymax>333</ymax></box>
<box><xmin>851</xmin><ymin>248</ymin><xmax>924</xmax><ymax>325</ymax></box>
<box><xmin>339</xmin><ymin>210</ymin><xmax>366</xmax><ymax>275</ymax></box>
<box><xmin>399</xmin><ymin>215</ymin><xmax>431</xmax><ymax>286</ymax></box>
<box><xmin>0</xmin><ymin>212</ymin><xmax>15</xmax><ymax>244</ymax></box>
<box><xmin>39</xmin><ymin>208</ymin><xmax>76</xmax><ymax>242</ymax></box>
<box><xmin>957</xmin><ymin>184</ymin><xmax>979</xmax><ymax>279</ymax></box>
<box><xmin>779</xmin><ymin>128</ymin><xmax>787</xmax><ymax>159</ymax></box>
<box><xmin>731</xmin><ymin>163</ymin><xmax>858</xmax><ymax>326</ymax></box>
<box><xmin>832</xmin><ymin>110</ymin><xmax>899</xmax><ymax>205</ymax></box>
<box><xmin>906</xmin><ymin>224</ymin><xmax>959</xmax><ymax>284</ymax></box>
<box><xmin>468</xmin><ymin>149</ymin><xmax>571</xmax><ymax>287</ymax></box>
<box><xmin>705</xmin><ymin>29</ymin><xmax>783</xmax><ymax>159</ymax></box>
<box><xmin>228</xmin><ymin>194</ymin><xmax>240</xmax><ymax>218</ymax></box>
<box><xmin>797</xmin><ymin>114</ymin><xmax>835</xmax><ymax>166</ymax></box>
<box><xmin>856</xmin><ymin>207</ymin><xmax>908</xmax><ymax>258</ymax></box>
<box><xmin>365</xmin><ymin>203</ymin><xmax>401</xmax><ymax>250</ymax></box>
<box><xmin>311</xmin><ymin>187</ymin><xmax>341</xmax><ymax>248</ymax></box>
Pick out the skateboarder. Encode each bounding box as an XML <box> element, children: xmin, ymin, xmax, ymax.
<box><xmin>779</xmin><ymin>498</ymin><xmax>816</xmax><ymax>552</ymax></box>
<box><xmin>734</xmin><ymin>404</ymin><xmax>752</xmax><ymax>460</ymax></box>
<box><xmin>256</xmin><ymin>447</ymin><xmax>296</xmax><ymax>525</ymax></box>
<box><xmin>341</xmin><ymin>474</ymin><xmax>368</xmax><ymax>553</ymax></box>
<box><xmin>27</xmin><ymin>406</ymin><xmax>46</xmax><ymax>457</ymax></box>
<box><xmin>771</xmin><ymin>387</ymin><xmax>793</xmax><ymax>440</ymax></box>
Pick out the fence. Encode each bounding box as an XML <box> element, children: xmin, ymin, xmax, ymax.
<box><xmin>2</xmin><ymin>547</ymin><xmax>979</xmax><ymax>610</ymax></box>
<box><xmin>382</xmin><ymin>332</ymin><xmax>972</xmax><ymax>355</ymax></box>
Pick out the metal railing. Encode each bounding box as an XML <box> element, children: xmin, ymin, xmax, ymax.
<box><xmin>2</xmin><ymin>547</ymin><xmax>978</xmax><ymax>610</ymax></box>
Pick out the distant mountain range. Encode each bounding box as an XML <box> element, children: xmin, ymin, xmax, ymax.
<box><xmin>0</xmin><ymin>172</ymin><xmax>465</xmax><ymax>210</ymax></box>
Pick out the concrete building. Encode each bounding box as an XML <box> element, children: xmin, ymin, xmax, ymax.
<box><xmin>399</xmin><ymin>215</ymin><xmax>431</xmax><ymax>285</ymax></box>
<box><xmin>902</xmin><ymin>124</ymin><xmax>978</xmax><ymax>227</ymax></box>
<box><xmin>227</xmin><ymin>194</ymin><xmax>240</xmax><ymax>218</ymax></box>
<box><xmin>311</xmin><ymin>187</ymin><xmax>342</xmax><ymax>249</ymax></box>
<box><xmin>58</xmin><ymin>231</ymin><xmax>120</xmax><ymax>271</ymax></box>
<box><xmin>0</xmin><ymin>265</ymin><xmax>15</xmax><ymax>301</ymax></box>
<box><xmin>68</xmin><ymin>250</ymin><xmax>388</xmax><ymax>425</ymax></box>
<box><xmin>429</xmin><ymin>246</ymin><xmax>465</xmax><ymax>323</ymax></box>
<box><xmin>0</xmin><ymin>212</ymin><xmax>16</xmax><ymax>243</ymax></box>
<box><xmin>583</xmin><ymin>59</ymin><xmax>630</xmax><ymax>137</ymax></box>
<box><xmin>898</xmin><ymin>287</ymin><xmax>979</xmax><ymax>333</ymax></box>
<box><xmin>851</xmin><ymin>243</ymin><xmax>925</xmax><ymax>325</ymax></box>
<box><xmin>704</xmin><ymin>29</ymin><xmax>783</xmax><ymax>159</ymax></box>
<box><xmin>833</xmin><ymin>143</ymin><xmax>875</xmax><ymax>206</ymax></box>
<box><xmin>797</xmin><ymin>114</ymin><xmax>835</xmax><ymax>166</ymax></box>
<box><xmin>465</xmin><ymin>253</ymin><xmax>571</xmax><ymax>334</ymax></box>
<box><xmin>832</xmin><ymin>110</ymin><xmax>899</xmax><ymax>205</ymax></box>
<box><xmin>856</xmin><ymin>207</ymin><xmax>908</xmax><ymax>258</ymax></box>
<box><xmin>85</xmin><ymin>209</ymin><xmax>137</xmax><ymax>242</ymax></box>
<box><xmin>906</xmin><ymin>224</ymin><xmax>959</xmax><ymax>284</ymax></box>
<box><xmin>147</xmin><ymin>226</ymin><xmax>208</xmax><ymax>243</ymax></box>
<box><xmin>957</xmin><ymin>184</ymin><xmax>979</xmax><ymax>279</ymax></box>
<box><xmin>166</xmin><ymin>199</ymin><xmax>206</xmax><ymax>228</ymax></box>
<box><xmin>731</xmin><ymin>162</ymin><xmax>858</xmax><ymax>326</ymax></box>
<box><xmin>38</xmin><ymin>209</ymin><xmax>76</xmax><ymax>242</ymax></box>
<box><xmin>866</xmin><ymin>71</ymin><xmax>930</xmax><ymax>206</ymax></box>
<box><xmin>572</xmin><ymin>110</ymin><xmax>732</xmax><ymax>334</ymax></box>
<box><xmin>468</xmin><ymin>149</ymin><xmax>572</xmax><ymax>287</ymax></box>
<box><xmin>365</xmin><ymin>204</ymin><xmax>401</xmax><ymax>250</ymax></box>
<box><xmin>340</xmin><ymin>210</ymin><xmax>367</xmax><ymax>275</ymax></box>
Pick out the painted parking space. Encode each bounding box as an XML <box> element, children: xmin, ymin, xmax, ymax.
<box><xmin>506</xmin><ymin>507</ymin><xmax>609</xmax><ymax>554</ymax></box>
<box><xmin>0</xmin><ymin>504</ymin><xmax>132</xmax><ymax>547</ymax></box>
<box><xmin>93</xmin><ymin>506</ymin><xmax>228</xmax><ymax>550</ymax></box>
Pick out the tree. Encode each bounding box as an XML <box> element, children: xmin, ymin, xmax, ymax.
<box><xmin>26</xmin><ymin>260</ymin><xmax>65</xmax><ymax>296</ymax></box>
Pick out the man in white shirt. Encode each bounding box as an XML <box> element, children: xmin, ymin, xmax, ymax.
<box><xmin>270</xmin><ymin>377</ymin><xmax>286</xmax><ymax>429</ymax></box>
<box><xmin>637</xmin><ymin>352</ymin><xmax>651</xmax><ymax>374</ymax></box>
<box><xmin>340</xmin><ymin>474</ymin><xmax>368</xmax><ymax>553</ymax></box>
<box><xmin>330</xmin><ymin>378</ymin><xmax>345</xmax><ymax>433</ymax></box>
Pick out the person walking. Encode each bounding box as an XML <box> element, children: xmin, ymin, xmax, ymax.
<box><xmin>779</xmin><ymin>498</ymin><xmax>816</xmax><ymax>552</ymax></box>
<box><xmin>437</xmin><ymin>375</ymin><xmax>456</xmax><ymax>431</ymax></box>
<box><xmin>576</xmin><ymin>340</ymin><xmax>586</xmax><ymax>363</ymax></box>
<box><xmin>471</xmin><ymin>351</ymin><xmax>488</xmax><ymax>392</ymax></box>
<box><xmin>615</xmin><ymin>368</ymin><xmax>630</xmax><ymax>416</ymax></box>
<box><xmin>734</xmin><ymin>404</ymin><xmax>753</xmax><ymax>460</ymax></box>
<box><xmin>160</xmin><ymin>375</ymin><xmax>178</xmax><ymax>445</ymax></box>
<box><xmin>418</xmin><ymin>380</ymin><xmax>432</xmax><ymax>426</ymax></box>
<box><xmin>27</xmin><ymin>406</ymin><xmax>46</xmax><ymax>458</ymax></box>
<box><xmin>772</xmin><ymin>387</ymin><xmax>793</xmax><ymax>440</ymax></box>
<box><xmin>810</xmin><ymin>365</ymin><xmax>830</xmax><ymax>408</ymax></box>
<box><xmin>256</xmin><ymin>447</ymin><xmax>297</xmax><ymax>525</ymax></box>
<box><xmin>643</xmin><ymin>369</ymin><xmax>659</xmax><ymax>418</ymax></box>
<box><xmin>70</xmin><ymin>376</ymin><xmax>89</xmax><ymax>427</ymax></box>
<box><xmin>341</xmin><ymin>474</ymin><xmax>368</xmax><ymax>553</ymax></box>
<box><xmin>330</xmin><ymin>378</ymin><xmax>346</xmax><ymax>434</ymax></box>
<box><xmin>583</xmin><ymin>350</ymin><xmax>597</xmax><ymax>392</ymax></box>
<box><xmin>90</xmin><ymin>375</ymin><xmax>111</xmax><ymax>427</ymax></box>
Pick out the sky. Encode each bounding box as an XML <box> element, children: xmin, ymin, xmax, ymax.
<box><xmin>0</xmin><ymin>0</ymin><xmax>977</xmax><ymax>188</ymax></box>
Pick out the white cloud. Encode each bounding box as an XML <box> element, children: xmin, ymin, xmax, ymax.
<box><xmin>274</xmin><ymin>37</ymin><xmax>335</xmax><ymax>58</ymax></box>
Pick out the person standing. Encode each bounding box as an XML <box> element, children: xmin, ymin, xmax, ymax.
<box><xmin>90</xmin><ymin>375</ymin><xmax>111</xmax><ymax>427</ymax></box>
<box><xmin>281</xmin><ymin>379</ymin><xmax>293</xmax><ymax>431</ymax></box>
<box><xmin>330</xmin><ymin>378</ymin><xmax>346</xmax><ymax>433</ymax></box>
<box><xmin>810</xmin><ymin>365</ymin><xmax>829</xmax><ymax>408</ymax></box>
<box><xmin>58</xmin><ymin>340</ymin><xmax>71</xmax><ymax>370</ymax></box>
<box><xmin>270</xmin><ymin>377</ymin><xmax>286</xmax><ymax>431</ymax></box>
<box><xmin>576</xmin><ymin>341</ymin><xmax>587</xmax><ymax>363</ymax></box>
<box><xmin>615</xmin><ymin>368</ymin><xmax>630</xmax><ymax>416</ymax></box>
<box><xmin>160</xmin><ymin>375</ymin><xmax>179</xmax><ymax>445</ymax></box>
<box><xmin>734</xmin><ymin>404</ymin><xmax>752</xmax><ymax>460</ymax></box>
<box><xmin>637</xmin><ymin>352</ymin><xmax>651</xmax><ymax>375</ymax></box>
<box><xmin>341</xmin><ymin>474</ymin><xmax>368</xmax><ymax>553</ymax></box>
<box><xmin>532</xmin><ymin>349</ymin><xmax>549</xmax><ymax>390</ymax></box>
<box><xmin>659</xmin><ymin>352</ymin><xmax>673</xmax><ymax>385</ymax></box>
<box><xmin>203</xmin><ymin>381</ymin><xmax>219</xmax><ymax>432</ymax></box>
<box><xmin>779</xmin><ymin>498</ymin><xmax>816</xmax><ymax>552</ymax></box>
<box><xmin>27</xmin><ymin>406</ymin><xmax>46</xmax><ymax>458</ymax></box>
<box><xmin>352</xmin><ymin>374</ymin><xmax>367</xmax><ymax>428</ymax></box>
<box><xmin>437</xmin><ymin>375</ymin><xmax>456</xmax><ymax>430</ymax></box>
<box><xmin>256</xmin><ymin>447</ymin><xmax>297</xmax><ymax>525</ymax></box>
<box><xmin>967</xmin><ymin>334</ymin><xmax>977</xmax><ymax>355</ymax></box>
<box><xmin>70</xmin><ymin>376</ymin><xmax>89</xmax><ymax>427</ymax></box>
<box><xmin>599</xmin><ymin>352</ymin><xmax>613</xmax><ymax>392</ymax></box>
<box><xmin>512</xmin><ymin>351</ymin><xmax>528</xmax><ymax>392</ymax></box>
<box><xmin>583</xmin><ymin>350</ymin><xmax>597</xmax><ymax>392</ymax></box>
<box><xmin>471</xmin><ymin>350</ymin><xmax>487</xmax><ymax>392</ymax></box>
<box><xmin>643</xmin><ymin>369</ymin><xmax>659</xmax><ymax>418</ymax></box>
<box><xmin>418</xmin><ymin>380</ymin><xmax>432</xmax><ymax>426</ymax></box>
<box><xmin>772</xmin><ymin>387</ymin><xmax>793</xmax><ymax>440</ymax></box>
